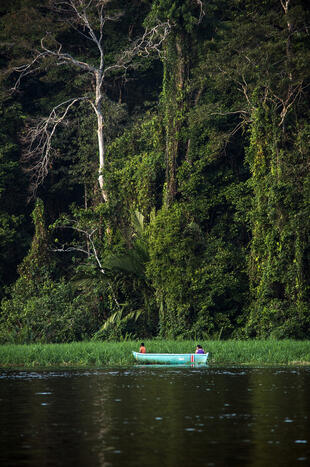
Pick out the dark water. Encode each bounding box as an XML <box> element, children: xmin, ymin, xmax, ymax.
<box><xmin>1</xmin><ymin>365</ymin><xmax>310</xmax><ymax>466</ymax></box>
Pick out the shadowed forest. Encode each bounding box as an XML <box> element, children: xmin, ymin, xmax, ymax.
<box><xmin>0</xmin><ymin>0</ymin><xmax>309</xmax><ymax>343</ymax></box>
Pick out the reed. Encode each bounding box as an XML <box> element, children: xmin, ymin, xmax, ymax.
<box><xmin>0</xmin><ymin>340</ymin><xmax>310</xmax><ymax>368</ymax></box>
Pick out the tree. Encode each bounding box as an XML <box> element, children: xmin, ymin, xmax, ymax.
<box><xmin>0</xmin><ymin>199</ymin><xmax>98</xmax><ymax>343</ymax></box>
<box><xmin>209</xmin><ymin>0</ymin><xmax>310</xmax><ymax>337</ymax></box>
<box><xmin>13</xmin><ymin>0</ymin><xmax>170</xmax><ymax>201</ymax></box>
<box><xmin>148</xmin><ymin>0</ymin><xmax>206</xmax><ymax>205</ymax></box>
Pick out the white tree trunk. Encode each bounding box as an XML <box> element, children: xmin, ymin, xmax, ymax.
<box><xmin>95</xmin><ymin>71</ymin><xmax>108</xmax><ymax>202</ymax></box>
<box><xmin>97</xmin><ymin>110</ymin><xmax>108</xmax><ymax>202</ymax></box>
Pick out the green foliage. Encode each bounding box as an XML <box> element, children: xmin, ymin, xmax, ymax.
<box><xmin>148</xmin><ymin>0</ymin><xmax>203</xmax><ymax>33</ymax></box>
<box><xmin>105</xmin><ymin>115</ymin><xmax>165</xmax><ymax>216</ymax></box>
<box><xmin>245</xmin><ymin>103</ymin><xmax>310</xmax><ymax>338</ymax></box>
<box><xmin>0</xmin><ymin>199</ymin><xmax>95</xmax><ymax>343</ymax></box>
<box><xmin>0</xmin><ymin>277</ymin><xmax>91</xmax><ymax>344</ymax></box>
<box><xmin>92</xmin><ymin>308</ymin><xmax>143</xmax><ymax>341</ymax></box>
<box><xmin>147</xmin><ymin>203</ymin><xmax>246</xmax><ymax>338</ymax></box>
<box><xmin>99</xmin><ymin>210</ymin><xmax>158</xmax><ymax>337</ymax></box>
<box><xmin>1</xmin><ymin>0</ymin><xmax>310</xmax><ymax>342</ymax></box>
<box><xmin>17</xmin><ymin>198</ymin><xmax>52</xmax><ymax>280</ymax></box>
<box><xmin>0</xmin><ymin>100</ymin><xmax>29</xmax><ymax>299</ymax></box>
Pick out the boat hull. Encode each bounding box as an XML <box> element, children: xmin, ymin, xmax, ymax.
<box><xmin>132</xmin><ymin>351</ymin><xmax>209</xmax><ymax>365</ymax></box>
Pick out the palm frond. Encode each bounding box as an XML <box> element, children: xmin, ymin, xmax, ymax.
<box><xmin>132</xmin><ymin>210</ymin><xmax>144</xmax><ymax>237</ymax></box>
<box><xmin>92</xmin><ymin>308</ymin><xmax>143</xmax><ymax>339</ymax></box>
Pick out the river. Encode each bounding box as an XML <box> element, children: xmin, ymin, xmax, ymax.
<box><xmin>1</xmin><ymin>365</ymin><xmax>310</xmax><ymax>466</ymax></box>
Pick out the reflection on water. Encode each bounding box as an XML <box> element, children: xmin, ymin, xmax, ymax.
<box><xmin>1</xmin><ymin>366</ymin><xmax>310</xmax><ymax>466</ymax></box>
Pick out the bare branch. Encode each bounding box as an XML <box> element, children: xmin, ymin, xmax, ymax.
<box><xmin>210</xmin><ymin>110</ymin><xmax>249</xmax><ymax>117</ymax></box>
<box><xmin>193</xmin><ymin>0</ymin><xmax>205</xmax><ymax>24</ymax></box>
<box><xmin>237</xmin><ymin>78</ymin><xmax>253</xmax><ymax>110</ymax></box>
<box><xmin>52</xmin><ymin>222</ymin><xmax>105</xmax><ymax>272</ymax></box>
<box><xmin>280</xmin><ymin>0</ymin><xmax>290</xmax><ymax>15</ymax></box>
<box><xmin>40</xmin><ymin>35</ymin><xmax>96</xmax><ymax>72</ymax></box>
<box><xmin>68</xmin><ymin>1</ymin><xmax>104</xmax><ymax>63</ymax></box>
<box><xmin>53</xmin><ymin>245</ymin><xmax>91</xmax><ymax>256</ymax></box>
<box><xmin>104</xmin><ymin>21</ymin><xmax>171</xmax><ymax>78</ymax></box>
<box><xmin>276</xmin><ymin>82</ymin><xmax>303</xmax><ymax>126</ymax></box>
<box><xmin>11</xmin><ymin>52</ymin><xmax>48</xmax><ymax>92</ymax></box>
<box><xmin>22</xmin><ymin>97</ymin><xmax>90</xmax><ymax>194</ymax></box>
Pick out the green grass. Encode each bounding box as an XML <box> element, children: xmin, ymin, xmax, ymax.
<box><xmin>1</xmin><ymin>340</ymin><xmax>310</xmax><ymax>368</ymax></box>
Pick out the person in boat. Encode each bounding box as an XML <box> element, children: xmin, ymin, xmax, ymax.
<box><xmin>139</xmin><ymin>342</ymin><xmax>146</xmax><ymax>353</ymax></box>
<box><xmin>195</xmin><ymin>344</ymin><xmax>205</xmax><ymax>354</ymax></box>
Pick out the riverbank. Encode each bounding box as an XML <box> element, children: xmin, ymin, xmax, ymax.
<box><xmin>1</xmin><ymin>340</ymin><xmax>310</xmax><ymax>368</ymax></box>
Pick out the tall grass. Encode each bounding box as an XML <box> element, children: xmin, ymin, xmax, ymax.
<box><xmin>1</xmin><ymin>340</ymin><xmax>310</xmax><ymax>368</ymax></box>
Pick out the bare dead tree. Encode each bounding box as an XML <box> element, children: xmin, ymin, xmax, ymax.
<box><xmin>52</xmin><ymin>220</ymin><xmax>122</xmax><ymax>308</ymax></box>
<box><xmin>14</xmin><ymin>0</ymin><xmax>170</xmax><ymax>200</ymax></box>
<box><xmin>52</xmin><ymin>223</ymin><xmax>104</xmax><ymax>270</ymax></box>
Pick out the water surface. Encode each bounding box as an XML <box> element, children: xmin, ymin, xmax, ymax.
<box><xmin>1</xmin><ymin>365</ymin><xmax>310</xmax><ymax>466</ymax></box>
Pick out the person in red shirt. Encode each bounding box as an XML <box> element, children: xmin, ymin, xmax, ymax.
<box><xmin>139</xmin><ymin>342</ymin><xmax>146</xmax><ymax>353</ymax></box>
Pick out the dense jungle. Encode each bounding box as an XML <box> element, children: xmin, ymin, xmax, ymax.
<box><xmin>0</xmin><ymin>0</ymin><xmax>309</xmax><ymax>344</ymax></box>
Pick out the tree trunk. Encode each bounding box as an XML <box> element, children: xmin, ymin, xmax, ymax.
<box><xmin>95</xmin><ymin>71</ymin><xmax>108</xmax><ymax>202</ymax></box>
<box><xmin>164</xmin><ymin>33</ymin><xmax>187</xmax><ymax>206</ymax></box>
<box><xmin>97</xmin><ymin>111</ymin><xmax>108</xmax><ymax>202</ymax></box>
